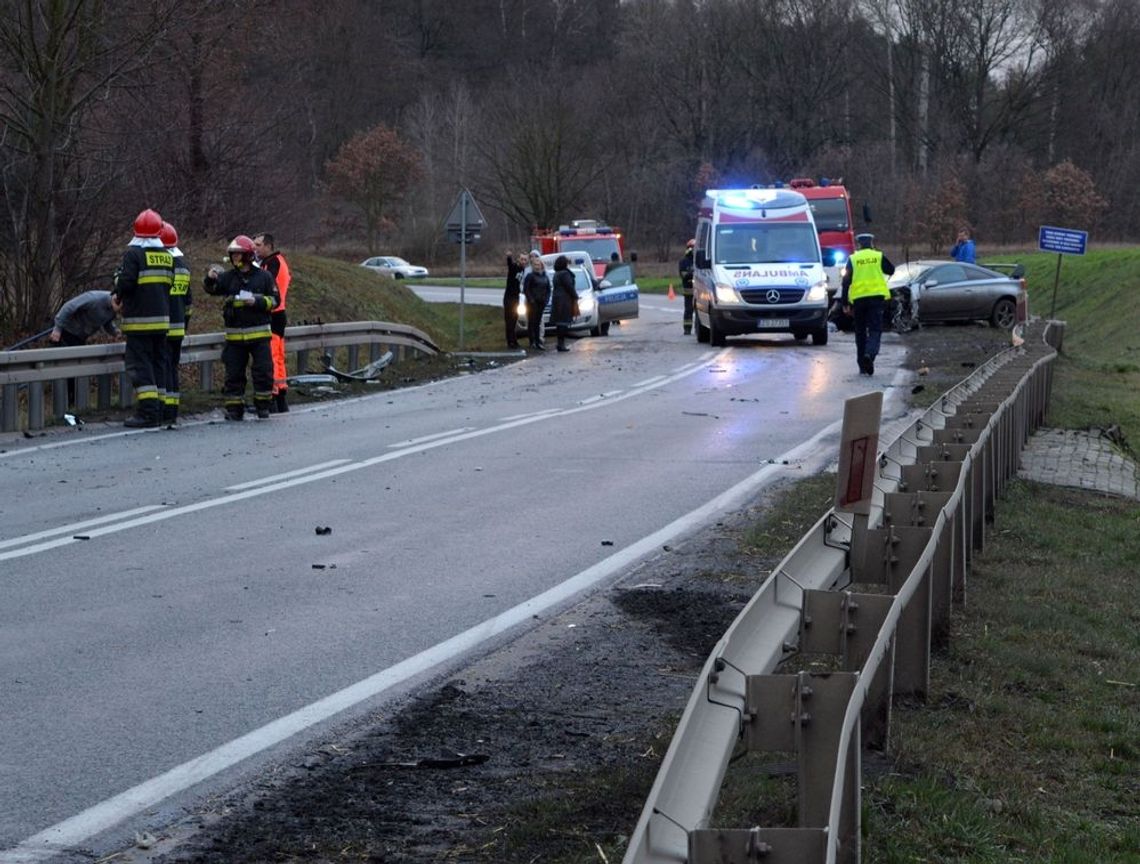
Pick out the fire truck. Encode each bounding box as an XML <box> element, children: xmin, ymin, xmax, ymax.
<box><xmin>786</xmin><ymin>178</ymin><xmax>856</xmax><ymax>298</ymax></box>
<box><xmin>531</xmin><ymin>220</ymin><xmax>625</xmax><ymax>279</ymax></box>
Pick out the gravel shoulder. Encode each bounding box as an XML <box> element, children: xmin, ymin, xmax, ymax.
<box><xmin>115</xmin><ymin>324</ymin><xmax>1014</xmax><ymax>864</ymax></box>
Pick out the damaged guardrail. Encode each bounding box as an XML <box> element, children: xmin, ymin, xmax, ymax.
<box><xmin>0</xmin><ymin>321</ymin><xmax>439</xmax><ymax>433</ymax></box>
<box><xmin>625</xmin><ymin>321</ymin><xmax>1064</xmax><ymax>864</ymax></box>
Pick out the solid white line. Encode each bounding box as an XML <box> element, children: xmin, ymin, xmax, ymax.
<box><xmin>386</xmin><ymin>428</ymin><xmax>474</xmax><ymax>448</ymax></box>
<box><xmin>0</xmin><ymin>408</ymin><xmax>843</xmax><ymax>864</ymax></box>
<box><xmin>577</xmin><ymin>394</ymin><xmax>608</xmax><ymax>406</ymax></box>
<box><xmin>0</xmin><ymin>506</ymin><xmax>166</xmax><ymax>552</ymax></box>
<box><xmin>634</xmin><ymin>376</ymin><xmax>667</xmax><ymax>387</ymax></box>
<box><xmin>499</xmin><ymin>408</ymin><xmax>562</xmax><ymax>422</ymax></box>
<box><xmin>223</xmin><ymin>460</ymin><xmax>351</xmax><ymax>491</ymax></box>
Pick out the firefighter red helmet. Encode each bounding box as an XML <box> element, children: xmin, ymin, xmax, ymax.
<box><xmin>159</xmin><ymin>222</ymin><xmax>178</xmax><ymax>248</ymax></box>
<box><xmin>227</xmin><ymin>235</ymin><xmax>255</xmax><ymax>255</ymax></box>
<box><xmin>133</xmin><ymin>209</ymin><xmax>163</xmax><ymax>238</ymax></box>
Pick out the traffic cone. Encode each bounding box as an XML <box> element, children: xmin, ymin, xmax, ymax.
<box><xmin>667</xmin><ymin>283</ymin><xmax>676</xmax><ymax>300</ymax></box>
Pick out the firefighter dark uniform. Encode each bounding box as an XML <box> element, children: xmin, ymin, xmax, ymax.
<box><xmin>161</xmin><ymin>222</ymin><xmax>192</xmax><ymax>427</ymax></box>
<box><xmin>113</xmin><ymin>209</ymin><xmax>172</xmax><ymax>428</ymax></box>
<box><xmin>203</xmin><ymin>235</ymin><xmax>280</xmax><ymax>420</ymax></box>
<box><xmin>254</xmin><ymin>235</ymin><xmax>291</xmax><ymax>413</ymax></box>
<box><xmin>679</xmin><ymin>241</ymin><xmax>695</xmax><ymax>335</ymax></box>
<box><xmin>841</xmin><ymin>234</ymin><xmax>895</xmax><ymax>376</ymax></box>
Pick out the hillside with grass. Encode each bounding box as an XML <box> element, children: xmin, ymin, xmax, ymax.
<box><xmin>187</xmin><ymin>253</ymin><xmax>504</xmax><ymax>353</ymax></box>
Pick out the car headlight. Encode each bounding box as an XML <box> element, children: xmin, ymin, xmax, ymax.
<box><xmin>806</xmin><ymin>279</ymin><xmax>829</xmax><ymax>303</ymax></box>
<box><xmin>577</xmin><ymin>295</ymin><xmax>595</xmax><ymax>315</ymax></box>
<box><xmin>715</xmin><ymin>282</ymin><xmax>740</xmax><ymax>303</ymax></box>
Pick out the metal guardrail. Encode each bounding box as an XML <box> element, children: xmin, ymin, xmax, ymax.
<box><xmin>0</xmin><ymin>321</ymin><xmax>439</xmax><ymax>433</ymax></box>
<box><xmin>625</xmin><ymin>321</ymin><xmax>1064</xmax><ymax>864</ymax></box>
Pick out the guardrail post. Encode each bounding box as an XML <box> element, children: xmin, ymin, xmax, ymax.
<box><xmin>119</xmin><ymin>372</ymin><xmax>133</xmax><ymax>409</ymax></box>
<box><xmin>97</xmin><ymin>374</ymin><xmax>112</xmax><ymax>409</ymax></box>
<box><xmin>883</xmin><ymin>491</ymin><xmax>955</xmax><ymax>644</ymax></box>
<box><xmin>2</xmin><ymin>383</ymin><xmax>17</xmax><ymax>432</ymax></box>
<box><xmin>801</xmin><ymin>591</ymin><xmax>894</xmax><ymax>750</ymax></box>
<box><xmin>52</xmin><ymin>380</ymin><xmax>69</xmax><ymax>418</ymax></box>
<box><xmin>741</xmin><ymin>672</ymin><xmax>860</xmax><ymax>863</ymax></box>
<box><xmin>689</xmin><ymin>827</ymin><xmax>828</xmax><ymax>864</ymax></box>
<box><xmin>28</xmin><ymin>382</ymin><xmax>45</xmax><ymax>430</ymax></box>
<box><xmin>296</xmin><ymin>349</ymin><xmax>310</xmax><ymax>375</ymax></box>
<box><xmin>347</xmin><ymin>344</ymin><xmax>360</xmax><ymax>372</ymax></box>
<box><xmin>74</xmin><ymin>376</ymin><xmax>90</xmax><ymax>410</ymax></box>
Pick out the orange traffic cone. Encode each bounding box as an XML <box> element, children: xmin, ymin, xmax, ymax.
<box><xmin>667</xmin><ymin>283</ymin><xmax>676</xmax><ymax>300</ymax></box>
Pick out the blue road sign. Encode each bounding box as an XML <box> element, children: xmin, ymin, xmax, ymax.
<box><xmin>1038</xmin><ymin>225</ymin><xmax>1088</xmax><ymax>255</ymax></box>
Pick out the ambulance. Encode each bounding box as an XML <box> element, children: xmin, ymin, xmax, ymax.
<box><xmin>692</xmin><ymin>187</ymin><xmax>830</xmax><ymax>347</ymax></box>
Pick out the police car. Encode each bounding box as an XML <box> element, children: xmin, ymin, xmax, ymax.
<box><xmin>516</xmin><ymin>252</ymin><xmax>639</xmax><ymax>337</ymax></box>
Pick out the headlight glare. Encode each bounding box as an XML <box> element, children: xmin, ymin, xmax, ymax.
<box><xmin>806</xmin><ymin>279</ymin><xmax>829</xmax><ymax>302</ymax></box>
<box><xmin>715</xmin><ymin>282</ymin><xmax>739</xmax><ymax>303</ymax></box>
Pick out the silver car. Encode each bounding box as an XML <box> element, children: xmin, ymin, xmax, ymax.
<box><xmin>360</xmin><ymin>256</ymin><xmax>429</xmax><ymax>279</ymax></box>
<box><xmin>888</xmin><ymin>260</ymin><xmax>1025</xmax><ymax>331</ymax></box>
<box><xmin>517</xmin><ymin>252</ymin><xmax>639</xmax><ymax>337</ymax></box>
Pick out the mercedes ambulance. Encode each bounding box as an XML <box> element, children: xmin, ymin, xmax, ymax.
<box><xmin>692</xmin><ymin>187</ymin><xmax>830</xmax><ymax>347</ymax></box>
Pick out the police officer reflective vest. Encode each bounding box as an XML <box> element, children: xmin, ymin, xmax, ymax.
<box><xmin>847</xmin><ymin>249</ymin><xmax>890</xmax><ymax>302</ymax></box>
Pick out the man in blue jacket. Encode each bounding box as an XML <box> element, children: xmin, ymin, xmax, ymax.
<box><xmin>950</xmin><ymin>228</ymin><xmax>976</xmax><ymax>263</ymax></box>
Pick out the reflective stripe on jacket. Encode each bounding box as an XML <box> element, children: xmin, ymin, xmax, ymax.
<box><xmin>115</xmin><ymin>246</ymin><xmax>172</xmax><ymax>333</ymax></box>
<box><xmin>847</xmin><ymin>249</ymin><xmax>890</xmax><ymax>302</ymax></box>
<box><xmin>168</xmin><ymin>253</ymin><xmax>192</xmax><ymax>338</ymax></box>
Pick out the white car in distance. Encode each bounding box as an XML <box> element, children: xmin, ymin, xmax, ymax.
<box><xmin>360</xmin><ymin>256</ymin><xmax>429</xmax><ymax>279</ymax></box>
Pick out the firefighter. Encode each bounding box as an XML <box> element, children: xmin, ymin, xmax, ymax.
<box><xmin>840</xmin><ymin>233</ymin><xmax>895</xmax><ymax>376</ymax></box>
<box><xmin>160</xmin><ymin>221</ymin><xmax>192</xmax><ymax>428</ymax></box>
<box><xmin>678</xmin><ymin>238</ymin><xmax>695</xmax><ymax>335</ymax></box>
<box><xmin>112</xmin><ymin>208</ymin><xmax>172</xmax><ymax>428</ymax></box>
<box><xmin>252</xmin><ymin>232</ymin><xmax>291</xmax><ymax>412</ymax></box>
<box><xmin>203</xmin><ymin>235</ymin><xmax>280</xmax><ymax>420</ymax></box>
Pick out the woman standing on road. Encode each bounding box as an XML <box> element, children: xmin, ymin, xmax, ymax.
<box><xmin>550</xmin><ymin>255</ymin><xmax>578</xmax><ymax>352</ymax></box>
<box><xmin>522</xmin><ymin>253</ymin><xmax>551</xmax><ymax>350</ymax></box>
<box><xmin>504</xmin><ymin>250</ymin><xmax>525</xmax><ymax>348</ymax></box>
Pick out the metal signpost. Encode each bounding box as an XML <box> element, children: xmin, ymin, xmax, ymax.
<box><xmin>444</xmin><ymin>189</ymin><xmax>487</xmax><ymax>349</ymax></box>
<box><xmin>1038</xmin><ymin>225</ymin><xmax>1088</xmax><ymax>319</ymax></box>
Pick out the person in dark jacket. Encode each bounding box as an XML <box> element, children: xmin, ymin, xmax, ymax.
<box><xmin>503</xmin><ymin>250</ymin><xmax>525</xmax><ymax>348</ymax></box>
<box><xmin>51</xmin><ymin>291</ymin><xmax>119</xmax><ymax>346</ymax></box>
<box><xmin>112</xmin><ymin>208</ymin><xmax>172</xmax><ymax>428</ymax></box>
<box><xmin>522</xmin><ymin>255</ymin><xmax>551</xmax><ymax>351</ymax></box>
<box><xmin>203</xmin><ymin>235</ymin><xmax>280</xmax><ymax>420</ymax></box>
<box><xmin>550</xmin><ymin>255</ymin><xmax>578</xmax><ymax>352</ymax></box>
<box><xmin>160</xmin><ymin>221</ymin><xmax>192</xmax><ymax>428</ymax></box>
<box><xmin>678</xmin><ymin>239</ymin><xmax>695</xmax><ymax>335</ymax></box>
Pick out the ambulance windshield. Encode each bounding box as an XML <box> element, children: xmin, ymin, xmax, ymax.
<box><xmin>714</xmin><ymin>224</ymin><xmax>820</xmax><ymax>265</ymax></box>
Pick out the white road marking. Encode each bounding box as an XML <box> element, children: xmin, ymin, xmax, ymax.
<box><xmin>0</xmin><ymin>402</ymin><xmax>841</xmax><ymax>864</ymax></box>
<box><xmin>223</xmin><ymin>460</ymin><xmax>352</xmax><ymax>491</ymax></box>
<box><xmin>634</xmin><ymin>376</ymin><xmax>666</xmax><ymax>387</ymax></box>
<box><xmin>0</xmin><ymin>506</ymin><xmax>166</xmax><ymax>552</ymax></box>
<box><xmin>386</xmin><ymin>428</ymin><xmax>474</xmax><ymax>448</ymax></box>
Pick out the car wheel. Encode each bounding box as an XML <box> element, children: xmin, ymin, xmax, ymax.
<box><xmin>990</xmin><ymin>298</ymin><xmax>1016</xmax><ymax>329</ymax></box>
<box><xmin>600</xmin><ymin>321</ymin><xmax>611</xmax><ymax>336</ymax></box>
<box><xmin>696</xmin><ymin>315</ymin><xmax>710</xmax><ymax>344</ymax></box>
<box><xmin>394</xmin><ymin>273</ymin><xmax>404</xmax><ymax>280</ymax></box>
<box><xmin>709</xmin><ymin>314</ymin><xmax>726</xmax><ymax>347</ymax></box>
<box><xmin>590</xmin><ymin>323</ymin><xmax>601</xmax><ymax>337</ymax></box>
<box><xmin>812</xmin><ymin>328</ymin><xmax>828</xmax><ymax>346</ymax></box>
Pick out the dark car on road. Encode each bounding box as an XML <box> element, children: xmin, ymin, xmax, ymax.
<box><xmin>888</xmin><ymin>260</ymin><xmax>1025</xmax><ymax>331</ymax></box>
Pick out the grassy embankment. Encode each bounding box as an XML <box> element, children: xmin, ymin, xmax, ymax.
<box><xmin>173</xmin><ymin>253</ymin><xmax>505</xmax><ymax>414</ymax></box>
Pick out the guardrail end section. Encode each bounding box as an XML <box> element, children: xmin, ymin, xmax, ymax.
<box><xmin>689</xmin><ymin>826</ymin><xmax>828</xmax><ymax>863</ymax></box>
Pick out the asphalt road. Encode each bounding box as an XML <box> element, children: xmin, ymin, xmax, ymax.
<box><xmin>0</xmin><ymin>309</ymin><xmax>909</xmax><ymax>862</ymax></box>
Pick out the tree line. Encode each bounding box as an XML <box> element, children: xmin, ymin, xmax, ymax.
<box><xmin>1</xmin><ymin>0</ymin><xmax>1135</xmax><ymax>339</ymax></box>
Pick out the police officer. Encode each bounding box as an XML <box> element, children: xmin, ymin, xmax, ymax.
<box><xmin>841</xmin><ymin>233</ymin><xmax>895</xmax><ymax>376</ymax></box>
<box><xmin>160</xmin><ymin>221</ymin><xmax>192</xmax><ymax>428</ymax></box>
<box><xmin>679</xmin><ymin>239</ymin><xmax>695</xmax><ymax>335</ymax></box>
<box><xmin>203</xmin><ymin>235</ymin><xmax>280</xmax><ymax>420</ymax></box>
<box><xmin>252</xmin><ymin>232</ymin><xmax>291</xmax><ymax>413</ymax></box>
<box><xmin>112</xmin><ymin>209</ymin><xmax>172</xmax><ymax>428</ymax></box>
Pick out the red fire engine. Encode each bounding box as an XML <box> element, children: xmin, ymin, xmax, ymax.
<box><xmin>787</xmin><ymin>178</ymin><xmax>856</xmax><ymax>296</ymax></box>
<box><xmin>531</xmin><ymin>220</ymin><xmax>625</xmax><ymax>279</ymax></box>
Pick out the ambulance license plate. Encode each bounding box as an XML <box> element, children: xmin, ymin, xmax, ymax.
<box><xmin>758</xmin><ymin>319</ymin><xmax>789</xmax><ymax>328</ymax></box>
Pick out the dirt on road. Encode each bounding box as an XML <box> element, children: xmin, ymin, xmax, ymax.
<box><xmin>120</xmin><ymin>324</ymin><xmax>1013</xmax><ymax>864</ymax></box>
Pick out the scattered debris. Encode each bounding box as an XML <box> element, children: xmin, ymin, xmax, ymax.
<box><xmin>911</xmin><ymin>385</ymin><xmax>926</xmax><ymax>394</ymax></box>
<box><xmin>378</xmin><ymin>750</ymin><xmax>489</xmax><ymax>770</ymax></box>
<box><xmin>312</xmin><ymin>564</ymin><xmax>327</xmax><ymax>570</ymax></box>
<box><xmin>601</xmin><ymin>539</ymin><xmax>614</xmax><ymax>546</ymax></box>
<box><xmin>321</xmin><ymin>351</ymin><xmax>394</xmax><ymax>383</ymax></box>
<box><xmin>134</xmin><ymin>832</ymin><xmax>157</xmax><ymax>850</ymax></box>
<box><xmin>73</xmin><ymin>535</ymin><xmax>90</xmax><ymax>541</ymax></box>
<box><xmin>315</xmin><ymin>526</ymin><xmax>332</xmax><ymax>536</ymax></box>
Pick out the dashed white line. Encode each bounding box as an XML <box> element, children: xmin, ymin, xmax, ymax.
<box><xmin>386</xmin><ymin>428</ymin><xmax>474</xmax><ymax>448</ymax></box>
<box><xmin>224</xmin><ymin>460</ymin><xmax>352</xmax><ymax>491</ymax></box>
<box><xmin>0</xmin><ymin>506</ymin><xmax>166</xmax><ymax>552</ymax></box>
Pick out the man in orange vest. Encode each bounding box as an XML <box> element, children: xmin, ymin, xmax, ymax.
<box><xmin>253</xmin><ymin>232</ymin><xmax>291</xmax><ymax>412</ymax></box>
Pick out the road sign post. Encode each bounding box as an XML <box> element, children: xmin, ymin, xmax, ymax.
<box><xmin>1038</xmin><ymin>225</ymin><xmax>1087</xmax><ymax>319</ymax></box>
<box><xmin>444</xmin><ymin>189</ymin><xmax>487</xmax><ymax>350</ymax></box>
